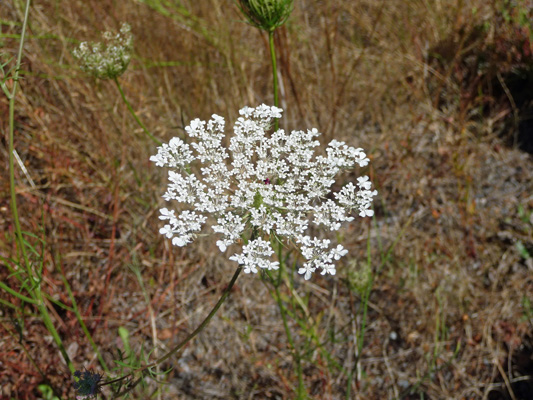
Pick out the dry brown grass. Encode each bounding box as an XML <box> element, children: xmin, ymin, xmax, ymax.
<box><xmin>1</xmin><ymin>0</ymin><xmax>533</xmax><ymax>399</ymax></box>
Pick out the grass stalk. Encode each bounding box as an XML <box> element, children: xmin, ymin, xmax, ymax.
<box><xmin>39</xmin><ymin>303</ymin><xmax>75</xmax><ymax>372</ymax></box>
<box><xmin>7</xmin><ymin>0</ymin><xmax>31</xmax><ymax>273</ymax></box>
<box><xmin>357</xmin><ymin>231</ymin><xmax>373</xmax><ymax>356</ymax></box>
<box><xmin>2</xmin><ymin>0</ymin><xmax>74</xmax><ymax>375</ymax></box>
<box><xmin>57</xmin><ymin>259</ymin><xmax>109</xmax><ymax>373</ymax></box>
<box><xmin>266</xmin><ymin>242</ymin><xmax>307</xmax><ymax>399</ymax></box>
<box><xmin>0</xmin><ymin>280</ymin><xmax>37</xmax><ymax>304</ymax></box>
<box><xmin>273</xmin><ymin>268</ymin><xmax>306</xmax><ymax>398</ymax></box>
<box><xmin>130</xmin><ymin>259</ymin><xmax>161</xmax><ymax>393</ymax></box>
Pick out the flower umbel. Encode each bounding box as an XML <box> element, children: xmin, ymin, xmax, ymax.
<box><xmin>73</xmin><ymin>23</ymin><xmax>132</xmax><ymax>79</ymax></box>
<box><xmin>151</xmin><ymin>105</ymin><xmax>377</xmax><ymax>279</ymax></box>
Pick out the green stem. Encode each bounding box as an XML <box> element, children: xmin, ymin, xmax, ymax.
<box><xmin>268</xmin><ymin>241</ymin><xmax>306</xmax><ymax>399</ymax></box>
<box><xmin>151</xmin><ymin>265</ymin><xmax>242</xmax><ymax>367</ymax></box>
<box><xmin>357</xmin><ymin>277</ymin><xmax>372</xmax><ymax>356</ymax></box>
<box><xmin>357</xmin><ymin>230</ymin><xmax>374</xmax><ymax>355</ymax></box>
<box><xmin>268</xmin><ymin>30</ymin><xmax>279</xmax><ymax>131</ymax></box>
<box><xmin>349</xmin><ymin>229</ymin><xmax>374</xmax><ymax>398</ymax></box>
<box><xmin>0</xmin><ymin>280</ymin><xmax>37</xmax><ymax>304</ymax></box>
<box><xmin>39</xmin><ymin>302</ymin><xmax>75</xmax><ymax>372</ymax></box>
<box><xmin>4</xmin><ymin>0</ymin><xmax>74</xmax><ymax>374</ymax></box>
<box><xmin>102</xmin><ymin>266</ymin><xmax>243</xmax><ymax>389</ymax></box>
<box><xmin>273</xmin><ymin>269</ymin><xmax>305</xmax><ymax>398</ymax></box>
<box><xmin>113</xmin><ymin>77</ymin><xmax>162</xmax><ymax>146</ymax></box>
<box><xmin>8</xmin><ymin>0</ymin><xmax>32</xmax><ymax>276</ymax></box>
<box><xmin>101</xmin><ymin>231</ymin><xmax>260</xmax><ymax>397</ymax></box>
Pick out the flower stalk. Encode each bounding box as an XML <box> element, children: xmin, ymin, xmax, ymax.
<box><xmin>272</xmin><ymin>263</ymin><xmax>306</xmax><ymax>398</ymax></box>
<box><xmin>73</xmin><ymin>23</ymin><xmax>161</xmax><ymax>145</ymax></box>
<box><xmin>78</xmin><ymin>265</ymin><xmax>244</xmax><ymax>398</ymax></box>
<box><xmin>237</xmin><ymin>0</ymin><xmax>293</xmax><ymax>128</ymax></box>
<box><xmin>268</xmin><ymin>30</ymin><xmax>279</xmax><ymax>129</ymax></box>
<box><xmin>148</xmin><ymin>104</ymin><xmax>376</xmax><ymax>397</ymax></box>
<box><xmin>113</xmin><ymin>77</ymin><xmax>161</xmax><ymax>145</ymax></box>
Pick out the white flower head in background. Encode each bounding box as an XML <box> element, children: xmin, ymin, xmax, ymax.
<box><xmin>151</xmin><ymin>105</ymin><xmax>377</xmax><ymax>280</ymax></box>
<box><xmin>73</xmin><ymin>22</ymin><xmax>133</xmax><ymax>80</ymax></box>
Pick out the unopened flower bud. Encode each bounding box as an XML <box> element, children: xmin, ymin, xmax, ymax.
<box><xmin>237</xmin><ymin>0</ymin><xmax>294</xmax><ymax>32</ymax></box>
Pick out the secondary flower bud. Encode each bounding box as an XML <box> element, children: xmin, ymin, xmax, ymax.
<box><xmin>237</xmin><ymin>0</ymin><xmax>294</xmax><ymax>32</ymax></box>
<box><xmin>73</xmin><ymin>23</ymin><xmax>133</xmax><ymax>80</ymax></box>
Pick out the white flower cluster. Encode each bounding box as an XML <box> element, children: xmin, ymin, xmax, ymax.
<box><xmin>73</xmin><ymin>23</ymin><xmax>132</xmax><ymax>79</ymax></box>
<box><xmin>151</xmin><ymin>105</ymin><xmax>377</xmax><ymax>280</ymax></box>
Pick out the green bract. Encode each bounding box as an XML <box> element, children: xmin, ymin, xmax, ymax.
<box><xmin>237</xmin><ymin>0</ymin><xmax>294</xmax><ymax>32</ymax></box>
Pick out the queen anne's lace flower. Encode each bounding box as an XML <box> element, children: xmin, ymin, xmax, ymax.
<box><xmin>73</xmin><ymin>23</ymin><xmax>133</xmax><ymax>79</ymax></box>
<box><xmin>151</xmin><ymin>105</ymin><xmax>377</xmax><ymax>279</ymax></box>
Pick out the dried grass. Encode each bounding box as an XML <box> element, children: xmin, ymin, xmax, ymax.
<box><xmin>1</xmin><ymin>0</ymin><xmax>532</xmax><ymax>399</ymax></box>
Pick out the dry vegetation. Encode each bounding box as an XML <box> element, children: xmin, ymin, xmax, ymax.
<box><xmin>1</xmin><ymin>0</ymin><xmax>533</xmax><ymax>399</ymax></box>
